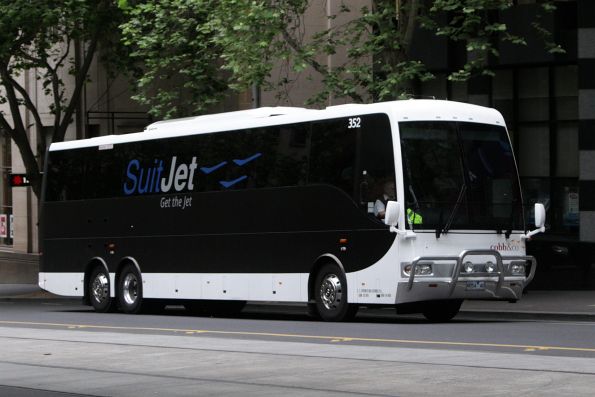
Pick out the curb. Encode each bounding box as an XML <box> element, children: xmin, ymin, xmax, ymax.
<box><xmin>459</xmin><ymin>310</ymin><xmax>595</xmax><ymax>322</ymax></box>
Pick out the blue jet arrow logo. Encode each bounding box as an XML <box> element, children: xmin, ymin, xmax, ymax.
<box><xmin>219</xmin><ymin>175</ymin><xmax>248</xmax><ymax>188</ymax></box>
<box><xmin>200</xmin><ymin>161</ymin><xmax>228</xmax><ymax>174</ymax></box>
<box><xmin>233</xmin><ymin>153</ymin><xmax>262</xmax><ymax>166</ymax></box>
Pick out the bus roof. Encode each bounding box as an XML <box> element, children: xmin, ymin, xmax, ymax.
<box><xmin>49</xmin><ymin>100</ymin><xmax>505</xmax><ymax>151</ymax></box>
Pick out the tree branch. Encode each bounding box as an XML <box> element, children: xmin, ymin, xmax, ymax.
<box><xmin>0</xmin><ymin>66</ymin><xmax>41</xmax><ymax>196</ymax></box>
<box><xmin>9</xmin><ymin>75</ymin><xmax>47</xmax><ymax>161</ymax></box>
<box><xmin>0</xmin><ymin>112</ymin><xmax>15</xmax><ymax>137</ymax></box>
<box><xmin>46</xmin><ymin>65</ymin><xmax>63</xmax><ymax>132</ymax></box>
<box><xmin>403</xmin><ymin>0</ymin><xmax>419</xmax><ymax>55</ymax></box>
<box><xmin>0</xmin><ymin>64</ymin><xmax>28</xmax><ymax>137</ymax></box>
<box><xmin>55</xmin><ymin>30</ymin><xmax>99</xmax><ymax>142</ymax></box>
<box><xmin>281</xmin><ymin>28</ymin><xmax>328</xmax><ymax>77</ymax></box>
<box><xmin>9</xmin><ymin>75</ymin><xmax>44</xmax><ymax>133</ymax></box>
<box><xmin>53</xmin><ymin>38</ymin><xmax>72</xmax><ymax>73</ymax></box>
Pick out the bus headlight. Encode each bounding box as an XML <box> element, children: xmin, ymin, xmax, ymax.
<box><xmin>510</xmin><ymin>263</ymin><xmax>526</xmax><ymax>275</ymax></box>
<box><xmin>404</xmin><ymin>263</ymin><xmax>433</xmax><ymax>276</ymax></box>
<box><xmin>485</xmin><ymin>261</ymin><xmax>496</xmax><ymax>273</ymax></box>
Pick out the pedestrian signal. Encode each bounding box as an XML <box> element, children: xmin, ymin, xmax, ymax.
<box><xmin>8</xmin><ymin>174</ymin><xmax>31</xmax><ymax>187</ymax></box>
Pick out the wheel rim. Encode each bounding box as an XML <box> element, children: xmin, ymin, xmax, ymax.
<box><xmin>122</xmin><ymin>273</ymin><xmax>139</xmax><ymax>305</ymax></box>
<box><xmin>91</xmin><ymin>273</ymin><xmax>109</xmax><ymax>304</ymax></box>
<box><xmin>320</xmin><ymin>273</ymin><xmax>342</xmax><ymax>310</ymax></box>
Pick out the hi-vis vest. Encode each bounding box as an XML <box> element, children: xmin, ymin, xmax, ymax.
<box><xmin>407</xmin><ymin>208</ymin><xmax>423</xmax><ymax>225</ymax></box>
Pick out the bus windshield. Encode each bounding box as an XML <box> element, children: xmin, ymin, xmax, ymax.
<box><xmin>400</xmin><ymin>121</ymin><xmax>524</xmax><ymax>233</ymax></box>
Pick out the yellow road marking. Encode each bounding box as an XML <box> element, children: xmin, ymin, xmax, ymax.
<box><xmin>0</xmin><ymin>319</ymin><xmax>594</xmax><ymax>353</ymax></box>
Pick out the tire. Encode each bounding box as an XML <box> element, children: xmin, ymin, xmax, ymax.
<box><xmin>422</xmin><ymin>299</ymin><xmax>463</xmax><ymax>322</ymax></box>
<box><xmin>88</xmin><ymin>266</ymin><xmax>115</xmax><ymax>313</ymax></box>
<box><xmin>314</xmin><ymin>263</ymin><xmax>357</xmax><ymax>322</ymax></box>
<box><xmin>117</xmin><ymin>263</ymin><xmax>145</xmax><ymax>314</ymax></box>
<box><xmin>307</xmin><ymin>303</ymin><xmax>320</xmax><ymax>319</ymax></box>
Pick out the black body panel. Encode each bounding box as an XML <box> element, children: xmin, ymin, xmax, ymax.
<box><xmin>42</xmin><ymin>185</ymin><xmax>396</xmax><ymax>274</ymax></box>
<box><xmin>41</xmin><ymin>113</ymin><xmax>398</xmax><ymax>275</ymax></box>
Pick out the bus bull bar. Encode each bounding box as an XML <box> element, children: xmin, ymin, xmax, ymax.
<box><xmin>406</xmin><ymin>249</ymin><xmax>537</xmax><ymax>296</ymax></box>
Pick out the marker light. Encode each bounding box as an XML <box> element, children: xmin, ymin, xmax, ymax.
<box><xmin>464</xmin><ymin>261</ymin><xmax>474</xmax><ymax>273</ymax></box>
<box><xmin>485</xmin><ymin>261</ymin><xmax>496</xmax><ymax>273</ymax></box>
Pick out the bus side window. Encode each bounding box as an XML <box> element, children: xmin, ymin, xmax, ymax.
<box><xmin>357</xmin><ymin>114</ymin><xmax>396</xmax><ymax>218</ymax></box>
<box><xmin>46</xmin><ymin>150</ymin><xmax>85</xmax><ymax>201</ymax></box>
<box><xmin>266</xmin><ymin>124</ymin><xmax>310</xmax><ymax>188</ymax></box>
<box><xmin>309</xmin><ymin>119</ymin><xmax>356</xmax><ymax>197</ymax></box>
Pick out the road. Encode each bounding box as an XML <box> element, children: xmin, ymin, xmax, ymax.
<box><xmin>0</xmin><ymin>299</ymin><xmax>594</xmax><ymax>396</ymax></box>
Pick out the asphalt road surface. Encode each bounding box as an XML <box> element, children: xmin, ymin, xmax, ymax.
<box><xmin>0</xmin><ymin>299</ymin><xmax>594</xmax><ymax>396</ymax></box>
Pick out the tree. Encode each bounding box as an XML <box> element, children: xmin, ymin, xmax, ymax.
<box><xmin>120</xmin><ymin>0</ymin><xmax>228</xmax><ymax>119</ymax></box>
<box><xmin>120</xmin><ymin>0</ymin><xmax>563</xmax><ymax>118</ymax></box>
<box><xmin>0</xmin><ymin>0</ymin><xmax>127</xmax><ymax>197</ymax></box>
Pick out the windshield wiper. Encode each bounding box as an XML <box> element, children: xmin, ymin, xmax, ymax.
<box><xmin>441</xmin><ymin>183</ymin><xmax>467</xmax><ymax>235</ymax></box>
<box><xmin>408</xmin><ymin>185</ymin><xmax>421</xmax><ymax>231</ymax></box>
<box><xmin>505</xmin><ymin>199</ymin><xmax>516</xmax><ymax>239</ymax></box>
<box><xmin>436</xmin><ymin>208</ymin><xmax>444</xmax><ymax>238</ymax></box>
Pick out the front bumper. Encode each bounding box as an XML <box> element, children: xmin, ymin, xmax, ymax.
<box><xmin>396</xmin><ymin>249</ymin><xmax>536</xmax><ymax>303</ymax></box>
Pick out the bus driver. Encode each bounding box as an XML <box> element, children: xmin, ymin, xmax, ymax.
<box><xmin>374</xmin><ymin>181</ymin><xmax>396</xmax><ymax>220</ymax></box>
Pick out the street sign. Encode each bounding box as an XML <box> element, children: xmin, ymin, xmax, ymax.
<box><xmin>8</xmin><ymin>174</ymin><xmax>31</xmax><ymax>187</ymax></box>
<box><xmin>0</xmin><ymin>214</ymin><xmax>7</xmax><ymax>238</ymax></box>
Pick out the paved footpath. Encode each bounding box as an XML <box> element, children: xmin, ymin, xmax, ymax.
<box><xmin>2</xmin><ymin>283</ymin><xmax>595</xmax><ymax>319</ymax></box>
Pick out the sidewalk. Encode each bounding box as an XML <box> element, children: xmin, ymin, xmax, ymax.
<box><xmin>0</xmin><ymin>284</ymin><xmax>61</xmax><ymax>299</ymax></box>
<box><xmin>2</xmin><ymin>283</ymin><xmax>595</xmax><ymax>319</ymax></box>
<box><xmin>461</xmin><ymin>290</ymin><xmax>595</xmax><ymax>319</ymax></box>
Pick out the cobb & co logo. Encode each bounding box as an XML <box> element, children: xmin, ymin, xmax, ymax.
<box><xmin>490</xmin><ymin>241</ymin><xmax>521</xmax><ymax>252</ymax></box>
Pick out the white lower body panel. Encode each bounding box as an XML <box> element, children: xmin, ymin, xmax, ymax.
<box><xmin>39</xmin><ymin>272</ymin><xmax>310</xmax><ymax>303</ymax></box>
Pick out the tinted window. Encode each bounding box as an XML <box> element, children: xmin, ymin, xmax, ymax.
<box><xmin>400</xmin><ymin>121</ymin><xmax>523</xmax><ymax>231</ymax></box>
<box><xmin>358</xmin><ymin>115</ymin><xmax>397</xmax><ymax>211</ymax></box>
<box><xmin>45</xmin><ymin>124</ymin><xmax>311</xmax><ymax>201</ymax></box>
<box><xmin>45</xmin><ymin>114</ymin><xmax>394</xmax><ymax>203</ymax></box>
<box><xmin>45</xmin><ymin>149</ymin><xmax>86</xmax><ymax>201</ymax></box>
<box><xmin>309</xmin><ymin>119</ymin><xmax>357</xmax><ymax>197</ymax></box>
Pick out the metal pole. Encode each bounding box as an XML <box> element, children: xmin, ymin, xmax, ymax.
<box><xmin>251</xmin><ymin>84</ymin><xmax>261</xmax><ymax>109</ymax></box>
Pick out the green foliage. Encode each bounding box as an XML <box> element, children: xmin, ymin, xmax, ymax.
<box><xmin>424</xmin><ymin>0</ymin><xmax>562</xmax><ymax>81</ymax></box>
<box><xmin>120</xmin><ymin>0</ymin><xmax>228</xmax><ymax>119</ymax></box>
<box><xmin>0</xmin><ymin>0</ymin><xmax>126</xmax><ymax>196</ymax></box>
<box><xmin>121</xmin><ymin>0</ymin><xmax>564</xmax><ymax>116</ymax></box>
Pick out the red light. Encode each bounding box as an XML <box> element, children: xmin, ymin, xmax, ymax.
<box><xmin>9</xmin><ymin>173</ymin><xmax>31</xmax><ymax>187</ymax></box>
<box><xmin>12</xmin><ymin>175</ymin><xmax>23</xmax><ymax>186</ymax></box>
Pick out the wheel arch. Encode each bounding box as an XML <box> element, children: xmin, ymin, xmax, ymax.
<box><xmin>115</xmin><ymin>256</ymin><xmax>142</xmax><ymax>291</ymax></box>
<box><xmin>83</xmin><ymin>257</ymin><xmax>108</xmax><ymax>305</ymax></box>
<box><xmin>308</xmin><ymin>254</ymin><xmax>345</xmax><ymax>302</ymax></box>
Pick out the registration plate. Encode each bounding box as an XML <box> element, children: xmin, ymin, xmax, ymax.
<box><xmin>466</xmin><ymin>281</ymin><xmax>486</xmax><ymax>291</ymax></box>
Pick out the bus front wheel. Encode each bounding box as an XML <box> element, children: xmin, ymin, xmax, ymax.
<box><xmin>314</xmin><ymin>264</ymin><xmax>357</xmax><ymax>322</ymax></box>
<box><xmin>117</xmin><ymin>264</ymin><xmax>145</xmax><ymax>314</ymax></box>
<box><xmin>88</xmin><ymin>266</ymin><xmax>115</xmax><ymax>313</ymax></box>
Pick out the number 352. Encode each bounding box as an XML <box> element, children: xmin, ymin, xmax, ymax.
<box><xmin>348</xmin><ymin>117</ymin><xmax>361</xmax><ymax>129</ymax></box>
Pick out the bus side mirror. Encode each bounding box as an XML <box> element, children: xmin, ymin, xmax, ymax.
<box><xmin>534</xmin><ymin>203</ymin><xmax>546</xmax><ymax>228</ymax></box>
<box><xmin>384</xmin><ymin>200</ymin><xmax>400</xmax><ymax>227</ymax></box>
<box><xmin>522</xmin><ymin>203</ymin><xmax>546</xmax><ymax>239</ymax></box>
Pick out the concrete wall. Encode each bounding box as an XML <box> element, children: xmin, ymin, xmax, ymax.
<box><xmin>0</xmin><ymin>251</ymin><xmax>39</xmax><ymax>284</ymax></box>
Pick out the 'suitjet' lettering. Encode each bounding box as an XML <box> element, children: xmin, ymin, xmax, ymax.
<box><xmin>123</xmin><ymin>156</ymin><xmax>197</xmax><ymax>195</ymax></box>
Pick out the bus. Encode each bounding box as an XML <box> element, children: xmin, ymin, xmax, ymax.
<box><xmin>39</xmin><ymin>100</ymin><xmax>545</xmax><ymax>322</ymax></box>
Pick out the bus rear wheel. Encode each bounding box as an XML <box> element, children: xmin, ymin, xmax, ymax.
<box><xmin>88</xmin><ymin>266</ymin><xmax>115</xmax><ymax>313</ymax></box>
<box><xmin>117</xmin><ymin>264</ymin><xmax>146</xmax><ymax>314</ymax></box>
<box><xmin>421</xmin><ymin>299</ymin><xmax>463</xmax><ymax>322</ymax></box>
<box><xmin>314</xmin><ymin>264</ymin><xmax>357</xmax><ymax>322</ymax></box>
